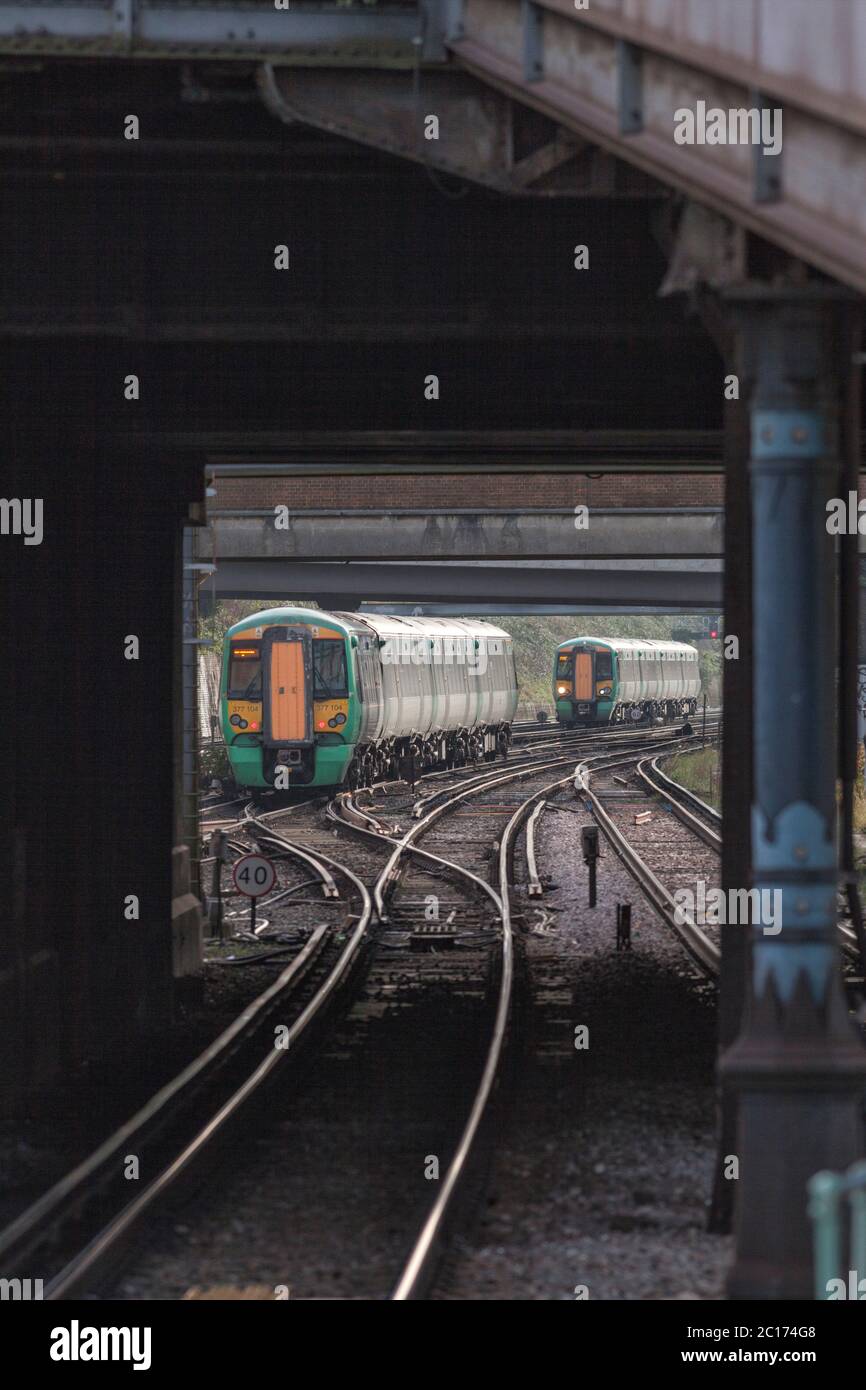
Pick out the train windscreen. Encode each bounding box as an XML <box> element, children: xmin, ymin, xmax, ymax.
<box><xmin>313</xmin><ymin>639</ymin><xmax>348</xmax><ymax>699</ymax></box>
<box><xmin>228</xmin><ymin>642</ymin><xmax>262</xmax><ymax>698</ymax></box>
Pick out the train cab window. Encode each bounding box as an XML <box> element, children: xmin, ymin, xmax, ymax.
<box><xmin>595</xmin><ymin>651</ymin><xmax>612</xmax><ymax>681</ymax></box>
<box><xmin>228</xmin><ymin>642</ymin><xmax>262</xmax><ymax>699</ymax></box>
<box><xmin>313</xmin><ymin>639</ymin><xmax>348</xmax><ymax>698</ymax></box>
<box><xmin>557</xmin><ymin>652</ymin><xmax>573</xmax><ymax>673</ymax></box>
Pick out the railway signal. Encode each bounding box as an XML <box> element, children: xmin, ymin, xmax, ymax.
<box><xmin>232</xmin><ymin>853</ymin><xmax>276</xmax><ymax>934</ymax></box>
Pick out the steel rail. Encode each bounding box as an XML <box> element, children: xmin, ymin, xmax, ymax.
<box><xmin>382</xmin><ymin>734</ymin><xmax>705</xmax><ymax>1296</ymax></box>
<box><xmin>576</xmin><ymin>759</ymin><xmax>720</xmax><ymax>978</ymax></box>
<box><xmin>0</xmin><ymin>841</ymin><xmax>371</xmax><ymax>1294</ymax></box>
<box><xmin>390</xmin><ymin>765</ymin><xmax>577</xmax><ymax>1300</ymax></box>
<box><xmin>245</xmin><ymin>816</ymin><xmax>341</xmax><ymax>899</ymax></box>
<box><xmin>409</xmin><ymin>720</ymin><xmax>719</xmax><ymax>821</ymax></box>
<box><xmin>44</xmin><ymin>836</ymin><xmax>372</xmax><ymax>1299</ymax></box>
<box><xmin>636</xmin><ymin>755</ymin><xmax>722</xmax><ymax>852</ymax></box>
<box><xmin>375</xmin><ymin>754</ymin><xmax>583</xmax><ymax>922</ymax></box>
<box><xmin>327</xmin><ymin>796</ymin><xmax>504</xmax><ymax>917</ymax></box>
<box><xmin>525</xmin><ymin>799</ymin><xmax>547</xmax><ymax>896</ymax></box>
<box><xmin>642</xmin><ymin>753</ymin><xmax>863</xmax><ymax>969</ymax></box>
<box><xmin>0</xmin><ymin>924</ymin><xmax>329</xmax><ymax>1277</ymax></box>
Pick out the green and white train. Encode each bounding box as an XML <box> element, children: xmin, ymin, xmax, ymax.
<box><xmin>553</xmin><ymin>637</ymin><xmax>701</xmax><ymax>727</ymax></box>
<box><xmin>221</xmin><ymin>606</ymin><xmax>518</xmax><ymax>791</ymax></box>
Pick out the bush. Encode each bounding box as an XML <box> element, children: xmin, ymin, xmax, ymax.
<box><xmin>201</xmin><ymin>742</ymin><xmax>231</xmax><ymax>783</ymax></box>
<box><xmin>664</xmin><ymin>746</ymin><xmax>721</xmax><ymax>810</ymax></box>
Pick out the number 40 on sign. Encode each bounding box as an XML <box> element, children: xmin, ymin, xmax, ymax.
<box><xmin>232</xmin><ymin>853</ymin><xmax>276</xmax><ymax>932</ymax></box>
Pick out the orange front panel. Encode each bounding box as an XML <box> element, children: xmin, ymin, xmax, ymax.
<box><xmin>574</xmin><ymin>652</ymin><xmax>593</xmax><ymax>700</ymax></box>
<box><xmin>269</xmin><ymin>641</ymin><xmax>306</xmax><ymax>741</ymax></box>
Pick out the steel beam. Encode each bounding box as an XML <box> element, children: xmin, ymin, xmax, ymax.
<box><xmin>721</xmin><ymin>290</ymin><xmax>866</xmax><ymax>1301</ymax></box>
<box><xmin>185</xmin><ymin>428</ymin><xmax>723</xmax><ymax>474</ymax></box>
<box><xmin>860</xmin><ymin>559</ymin><xmax>866</xmax><ymax>760</ymax></box>
<box><xmin>358</xmin><ymin>602</ymin><xmax>706</xmax><ymax>616</ymax></box>
<box><xmin>210</xmin><ymin>559</ymin><xmax>722</xmax><ymax>607</ymax></box>
<box><xmin>450</xmin><ymin>0</ymin><xmax>866</xmax><ymax>296</ymax></box>
<box><xmin>259</xmin><ymin>63</ymin><xmax>616</xmax><ymax>197</ymax></box>
<box><xmin>0</xmin><ymin>2</ymin><xmax>419</xmax><ymax>62</ymax></box>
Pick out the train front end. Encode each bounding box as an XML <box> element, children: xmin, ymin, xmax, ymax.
<box><xmin>220</xmin><ymin>608</ymin><xmax>358</xmax><ymax>791</ymax></box>
<box><xmin>553</xmin><ymin>640</ymin><xmax>617</xmax><ymax>727</ymax></box>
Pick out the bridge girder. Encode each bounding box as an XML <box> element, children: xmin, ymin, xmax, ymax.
<box><xmin>210</xmin><ymin>558</ymin><xmax>723</xmax><ymax>608</ymax></box>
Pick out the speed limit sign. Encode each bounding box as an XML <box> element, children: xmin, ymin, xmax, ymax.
<box><xmin>232</xmin><ymin>854</ymin><xmax>276</xmax><ymax>898</ymax></box>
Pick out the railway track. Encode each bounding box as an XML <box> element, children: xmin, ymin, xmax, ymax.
<box><xmin>0</xmin><ymin>723</ymin><xmax>722</xmax><ymax>1300</ymax></box>
<box><xmin>629</xmin><ymin>749</ymin><xmax>864</xmax><ymax>974</ymax></box>
<box><xmin>0</xmin><ymin>834</ymin><xmax>374</xmax><ymax>1297</ymax></box>
<box><xmin>636</xmin><ymin>755</ymin><xmax>722</xmax><ymax>852</ymax></box>
<box><xmin>327</xmin><ymin>726</ymin><xmax>721</xmax><ymax>1293</ymax></box>
<box><xmin>331</xmin><ymin>750</ymin><xmax>590</xmax><ymax>1296</ymax></box>
<box><xmin>578</xmin><ymin>751</ymin><xmax>721</xmax><ymax>978</ymax></box>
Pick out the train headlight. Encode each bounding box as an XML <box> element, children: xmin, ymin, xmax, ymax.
<box><xmin>557</xmin><ymin>685</ymin><xmax>568</xmax><ymax>695</ymax></box>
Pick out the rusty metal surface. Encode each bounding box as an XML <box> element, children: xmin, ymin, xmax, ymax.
<box><xmin>451</xmin><ymin>0</ymin><xmax>866</xmax><ymax>293</ymax></box>
<box><xmin>542</xmin><ymin>0</ymin><xmax>866</xmax><ymax>139</ymax></box>
<box><xmin>0</xmin><ymin>0</ymin><xmax>421</xmax><ymax>63</ymax></box>
<box><xmin>259</xmin><ymin>62</ymin><xmax>658</xmax><ymax>195</ymax></box>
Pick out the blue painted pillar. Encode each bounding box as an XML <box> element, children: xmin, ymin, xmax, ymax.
<box><xmin>722</xmin><ymin>291</ymin><xmax>866</xmax><ymax>1300</ymax></box>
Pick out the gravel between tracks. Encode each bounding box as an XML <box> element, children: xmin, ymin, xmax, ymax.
<box><xmin>437</xmin><ymin>784</ymin><xmax>731</xmax><ymax>1300</ymax></box>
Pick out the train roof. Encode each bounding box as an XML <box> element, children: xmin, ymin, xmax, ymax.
<box><xmin>338</xmin><ymin>613</ymin><xmax>513</xmax><ymax>642</ymax></box>
<box><xmin>226</xmin><ymin>606</ymin><xmax>513</xmax><ymax>642</ymax></box>
<box><xmin>556</xmin><ymin>636</ymin><xmax>699</xmax><ymax>655</ymax></box>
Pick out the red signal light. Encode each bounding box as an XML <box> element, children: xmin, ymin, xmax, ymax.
<box><xmin>710</xmin><ymin>629</ymin><xmax>718</xmax><ymax>639</ymax></box>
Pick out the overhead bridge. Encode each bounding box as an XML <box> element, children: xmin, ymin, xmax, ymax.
<box><xmin>3</xmin><ymin>0</ymin><xmax>865</xmax><ymax>289</ymax></box>
<box><xmin>203</xmin><ymin>507</ymin><xmax>725</xmax><ymax>561</ymax></box>
<box><xmin>202</xmin><ymin>503</ymin><xmax>724</xmax><ymax>608</ymax></box>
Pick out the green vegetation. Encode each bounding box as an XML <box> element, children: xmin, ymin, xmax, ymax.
<box><xmin>698</xmin><ymin>648</ymin><xmax>722</xmax><ymax>706</ymax></box>
<box><xmin>200</xmin><ymin>741</ymin><xmax>231</xmax><ymax>781</ymax></box>
<box><xmin>663</xmin><ymin>746</ymin><xmax>721</xmax><ymax>810</ymax></box>
<box><xmin>200</xmin><ymin>598</ymin><xmax>291</xmax><ymax>661</ymax></box>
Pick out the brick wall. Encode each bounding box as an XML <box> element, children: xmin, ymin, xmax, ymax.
<box><xmin>212</xmin><ymin>473</ymin><xmax>724</xmax><ymax>510</ymax></box>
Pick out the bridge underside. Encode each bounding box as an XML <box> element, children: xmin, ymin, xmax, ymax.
<box><xmin>210</xmin><ymin>558</ymin><xmax>723</xmax><ymax>608</ymax></box>
<box><xmin>358</xmin><ymin>602</ymin><xmax>711</xmax><ymax>617</ymax></box>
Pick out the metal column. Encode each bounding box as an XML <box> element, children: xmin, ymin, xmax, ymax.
<box><xmin>181</xmin><ymin>527</ymin><xmax>201</xmax><ymax>897</ymax></box>
<box><xmin>860</xmin><ymin>558</ymin><xmax>866</xmax><ymax>765</ymax></box>
<box><xmin>722</xmin><ymin>290</ymin><xmax>866</xmax><ymax>1300</ymax></box>
<box><xmin>709</xmin><ymin>389</ymin><xmax>751</xmax><ymax>1235</ymax></box>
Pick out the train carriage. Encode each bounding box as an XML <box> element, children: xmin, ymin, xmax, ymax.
<box><xmin>553</xmin><ymin>636</ymin><xmax>700</xmax><ymax>727</ymax></box>
<box><xmin>221</xmin><ymin>606</ymin><xmax>518</xmax><ymax>791</ymax></box>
